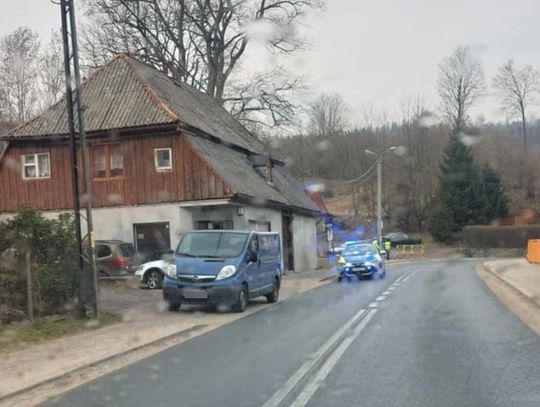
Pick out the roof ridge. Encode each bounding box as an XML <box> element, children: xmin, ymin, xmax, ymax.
<box><xmin>119</xmin><ymin>54</ymin><xmax>179</xmax><ymax>122</ymax></box>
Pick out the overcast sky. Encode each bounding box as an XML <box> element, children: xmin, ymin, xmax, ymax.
<box><xmin>3</xmin><ymin>0</ymin><xmax>540</xmax><ymax>126</ymax></box>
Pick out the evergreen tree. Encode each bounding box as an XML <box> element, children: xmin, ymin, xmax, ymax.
<box><xmin>482</xmin><ymin>165</ymin><xmax>509</xmax><ymax>222</ymax></box>
<box><xmin>430</xmin><ymin>134</ymin><xmax>488</xmax><ymax>242</ymax></box>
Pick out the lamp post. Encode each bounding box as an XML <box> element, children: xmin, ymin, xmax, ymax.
<box><xmin>365</xmin><ymin>146</ymin><xmax>397</xmax><ymax>248</ymax></box>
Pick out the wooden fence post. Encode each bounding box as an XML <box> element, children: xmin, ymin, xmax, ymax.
<box><xmin>26</xmin><ymin>250</ymin><xmax>34</xmax><ymax>322</ymax></box>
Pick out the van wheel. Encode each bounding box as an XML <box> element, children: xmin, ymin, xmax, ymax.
<box><xmin>266</xmin><ymin>280</ymin><xmax>280</xmax><ymax>303</ymax></box>
<box><xmin>233</xmin><ymin>286</ymin><xmax>248</xmax><ymax>313</ymax></box>
<box><xmin>168</xmin><ymin>301</ymin><xmax>181</xmax><ymax>312</ymax></box>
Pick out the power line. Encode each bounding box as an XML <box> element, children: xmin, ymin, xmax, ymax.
<box><xmin>293</xmin><ymin>160</ymin><xmax>378</xmax><ymax>185</ymax></box>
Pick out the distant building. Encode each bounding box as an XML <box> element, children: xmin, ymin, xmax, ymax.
<box><xmin>0</xmin><ymin>54</ymin><xmax>321</xmax><ymax>272</ymax></box>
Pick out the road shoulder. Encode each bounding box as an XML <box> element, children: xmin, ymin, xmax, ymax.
<box><xmin>477</xmin><ymin>259</ymin><xmax>540</xmax><ymax>337</ymax></box>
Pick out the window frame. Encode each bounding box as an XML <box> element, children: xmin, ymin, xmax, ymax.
<box><xmin>92</xmin><ymin>143</ymin><xmax>124</xmax><ymax>180</ymax></box>
<box><xmin>154</xmin><ymin>148</ymin><xmax>173</xmax><ymax>172</ymax></box>
<box><xmin>21</xmin><ymin>152</ymin><xmax>51</xmax><ymax>180</ymax></box>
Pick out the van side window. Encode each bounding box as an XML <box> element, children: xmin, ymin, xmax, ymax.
<box><xmin>259</xmin><ymin>235</ymin><xmax>280</xmax><ymax>261</ymax></box>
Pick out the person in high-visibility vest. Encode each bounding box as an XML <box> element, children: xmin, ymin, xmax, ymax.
<box><xmin>384</xmin><ymin>239</ymin><xmax>391</xmax><ymax>260</ymax></box>
<box><xmin>371</xmin><ymin>239</ymin><xmax>379</xmax><ymax>253</ymax></box>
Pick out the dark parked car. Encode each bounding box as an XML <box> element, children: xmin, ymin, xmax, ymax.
<box><xmin>383</xmin><ymin>233</ymin><xmax>422</xmax><ymax>247</ymax></box>
<box><xmin>95</xmin><ymin>240</ymin><xmax>143</xmax><ymax>277</ymax></box>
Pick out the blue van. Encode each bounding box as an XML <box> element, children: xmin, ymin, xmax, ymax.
<box><xmin>162</xmin><ymin>230</ymin><xmax>282</xmax><ymax>312</ymax></box>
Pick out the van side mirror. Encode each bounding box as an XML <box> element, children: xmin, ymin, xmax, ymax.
<box><xmin>166</xmin><ymin>249</ymin><xmax>174</xmax><ymax>255</ymax></box>
<box><xmin>247</xmin><ymin>251</ymin><xmax>258</xmax><ymax>263</ymax></box>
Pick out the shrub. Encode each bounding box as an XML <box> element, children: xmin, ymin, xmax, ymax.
<box><xmin>462</xmin><ymin>225</ymin><xmax>540</xmax><ymax>249</ymax></box>
<box><xmin>0</xmin><ymin>206</ymin><xmax>78</xmax><ymax>322</ymax></box>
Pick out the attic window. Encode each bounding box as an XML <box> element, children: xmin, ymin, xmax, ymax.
<box><xmin>249</xmin><ymin>154</ymin><xmax>273</xmax><ymax>185</ymax></box>
<box><xmin>22</xmin><ymin>153</ymin><xmax>50</xmax><ymax>180</ymax></box>
<box><xmin>265</xmin><ymin>159</ymin><xmax>273</xmax><ymax>185</ymax></box>
<box><xmin>92</xmin><ymin>144</ymin><xmax>124</xmax><ymax>179</ymax></box>
<box><xmin>154</xmin><ymin>148</ymin><xmax>172</xmax><ymax>171</ymax></box>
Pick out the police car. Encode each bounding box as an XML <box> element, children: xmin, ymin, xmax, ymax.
<box><xmin>337</xmin><ymin>243</ymin><xmax>386</xmax><ymax>281</ymax></box>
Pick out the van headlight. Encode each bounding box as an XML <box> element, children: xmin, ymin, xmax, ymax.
<box><xmin>165</xmin><ymin>263</ymin><xmax>177</xmax><ymax>278</ymax></box>
<box><xmin>216</xmin><ymin>265</ymin><xmax>236</xmax><ymax>280</ymax></box>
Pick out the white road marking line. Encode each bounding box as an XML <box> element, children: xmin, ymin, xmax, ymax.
<box><xmin>395</xmin><ymin>273</ymin><xmax>408</xmax><ymax>283</ymax></box>
<box><xmin>388</xmin><ymin>287</ymin><xmax>395</xmax><ymax>291</ymax></box>
<box><xmin>382</xmin><ymin>290</ymin><xmax>391</xmax><ymax>296</ymax></box>
<box><xmin>261</xmin><ymin>308</ymin><xmax>367</xmax><ymax>407</ymax></box>
<box><xmin>375</xmin><ymin>296</ymin><xmax>386</xmax><ymax>302</ymax></box>
<box><xmin>289</xmin><ymin>309</ymin><xmax>378</xmax><ymax>407</ymax></box>
<box><xmin>402</xmin><ymin>272</ymin><xmax>415</xmax><ymax>282</ymax></box>
<box><xmin>368</xmin><ymin>302</ymin><xmax>378</xmax><ymax>308</ymax></box>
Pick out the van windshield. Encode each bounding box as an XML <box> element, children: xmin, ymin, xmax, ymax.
<box><xmin>176</xmin><ymin>232</ymin><xmax>249</xmax><ymax>258</ymax></box>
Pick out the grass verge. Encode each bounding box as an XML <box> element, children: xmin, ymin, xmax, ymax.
<box><xmin>0</xmin><ymin>311</ymin><xmax>121</xmax><ymax>353</ymax></box>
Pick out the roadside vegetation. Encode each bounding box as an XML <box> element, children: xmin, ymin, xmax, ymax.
<box><xmin>0</xmin><ymin>311</ymin><xmax>120</xmax><ymax>353</ymax></box>
<box><xmin>0</xmin><ymin>206</ymin><xmax>88</xmax><ymax>325</ymax></box>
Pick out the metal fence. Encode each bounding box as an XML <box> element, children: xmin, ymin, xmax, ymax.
<box><xmin>394</xmin><ymin>245</ymin><xmax>425</xmax><ymax>260</ymax></box>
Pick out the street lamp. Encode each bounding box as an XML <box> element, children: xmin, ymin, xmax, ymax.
<box><xmin>365</xmin><ymin>147</ymin><xmax>398</xmax><ymax>249</ymax></box>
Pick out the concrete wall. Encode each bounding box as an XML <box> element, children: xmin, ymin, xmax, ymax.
<box><xmin>1</xmin><ymin>203</ymin><xmax>193</xmax><ymax>250</ymax></box>
<box><xmin>235</xmin><ymin>205</ymin><xmax>283</xmax><ymax>233</ymax></box>
<box><xmin>292</xmin><ymin>214</ymin><xmax>318</xmax><ymax>272</ymax></box>
<box><xmin>89</xmin><ymin>204</ymin><xmax>193</xmax><ymax>249</ymax></box>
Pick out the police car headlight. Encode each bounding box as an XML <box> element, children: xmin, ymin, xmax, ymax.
<box><xmin>165</xmin><ymin>263</ymin><xmax>177</xmax><ymax>278</ymax></box>
<box><xmin>216</xmin><ymin>265</ymin><xmax>237</xmax><ymax>280</ymax></box>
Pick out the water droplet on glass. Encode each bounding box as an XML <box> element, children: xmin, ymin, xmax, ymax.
<box><xmin>458</xmin><ymin>132</ymin><xmax>481</xmax><ymax>146</ymax></box>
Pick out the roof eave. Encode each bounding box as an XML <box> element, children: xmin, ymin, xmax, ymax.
<box><xmin>233</xmin><ymin>193</ymin><xmax>320</xmax><ymax>217</ymax></box>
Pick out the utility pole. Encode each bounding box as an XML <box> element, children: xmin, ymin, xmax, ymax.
<box><xmin>365</xmin><ymin>147</ymin><xmax>397</xmax><ymax>248</ymax></box>
<box><xmin>60</xmin><ymin>0</ymin><xmax>99</xmax><ymax>318</ymax></box>
<box><xmin>376</xmin><ymin>157</ymin><xmax>382</xmax><ymax>247</ymax></box>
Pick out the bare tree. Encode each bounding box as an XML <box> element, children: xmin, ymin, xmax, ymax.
<box><xmin>437</xmin><ymin>45</ymin><xmax>486</xmax><ymax>133</ymax></box>
<box><xmin>225</xmin><ymin>68</ymin><xmax>303</xmax><ymax>129</ymax></box>
<box><xmin>0</xmin><ymin>27</ymin><xmax>41</xmax><ymax>122</ymax></box>
<box><xmin>80</xmin><ymin>0</ymin><xmax>323</xmax><ymax>128</ymax></box>
<box><xmin>39</xmin><ymin>30</ymin><xmax>65</xmax><ymax>110</ymax></box>
<box><xmin>307</xmin><ymin>93</ymin><xmax>349</xmax><ymax>136</ymax></box>
<box><xmin>492</xmin><ymin>60</ymin><xmax>540</xmax><ymax>153</ymax></box>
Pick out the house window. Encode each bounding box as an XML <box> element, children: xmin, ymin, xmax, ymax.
<box><xmin>92</xmin><ymin>144</ymin><xmax>124</xmax><ymax>179</ymax></box>
<box><xmin>196</xmin><ymin>220</ymin><xmax>233</xmax><ymax>230</ymax></box>
<box><xmin>248</xmin><ymin>220</ymin><xmax>271</xmax><ymax>231</ymax></box>
<box><xmin>154</xmin><ymin>148</ymin><xmax>172</xmax><ymax>171</ymax></box>
<box><xmin>22</xmin><ymin>153</ymin><xmax>50</xmax><ymax>180</ymax></box>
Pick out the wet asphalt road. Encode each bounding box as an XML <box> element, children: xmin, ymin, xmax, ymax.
<box><xmin>47</xmin><ymin>260</ymin><xmax>540</xmax><ymax>407</ymax></box>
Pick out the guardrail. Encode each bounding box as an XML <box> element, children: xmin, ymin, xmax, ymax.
<box><xmin>394</xmin><ymin>244</ymin><xmax>425</xmax><ymax>260</ymax></box>
<box><xmin>527</xmin><ymin>239</ymin><xmax>540</xmax><ymax>264</ymax></box>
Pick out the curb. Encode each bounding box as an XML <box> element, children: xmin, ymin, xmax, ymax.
<box><xmin>0</xmin><ymin>324</ymin><xmax>208</xmax><ymax>404</ymax></box>
<box><xmin>480</xmin><ymin>262</ymin><xmax>540</xmax><ymax>310</ymax></box>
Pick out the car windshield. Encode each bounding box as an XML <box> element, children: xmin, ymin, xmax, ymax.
<box><xmin>342</xmin><ymin>245</ymin><xmax>374</xmax><ymax>257</ymax></box>
<box><xmin>176</xmin><ymin>232</ymin><xmax>249</xmax><ymax>258</ymax></box>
